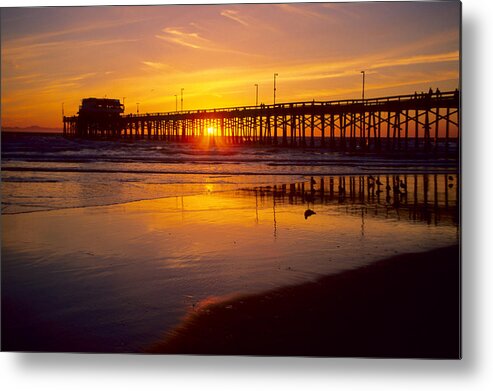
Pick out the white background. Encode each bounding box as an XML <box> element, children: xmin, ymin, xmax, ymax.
<box><xmin>1</xmin><ymin>1</ymin><xmax>491</xmax><ymax>390</ymax></box>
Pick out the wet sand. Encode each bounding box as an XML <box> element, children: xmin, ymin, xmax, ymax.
<box><xmin>148</xmin><ymin>245</ymin><xmax>460</xmax><ymax>358</ymax></box>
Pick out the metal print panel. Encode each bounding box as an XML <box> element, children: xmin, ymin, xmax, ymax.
<box><xmin>1</xmin><ymin>1</ymin><xmax>461</xmax><ymax>357</ymax></box>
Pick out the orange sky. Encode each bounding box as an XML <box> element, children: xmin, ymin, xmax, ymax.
<box><xmin>1</xmin><ymin>2</ymin><xmax>460</xmax><ymax>128</ymax></box>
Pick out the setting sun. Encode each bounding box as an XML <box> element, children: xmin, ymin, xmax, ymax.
<box><xmin>207</xmin><ymin>127</ymin><xmax>216</xmax><ymax>136</ymax></box>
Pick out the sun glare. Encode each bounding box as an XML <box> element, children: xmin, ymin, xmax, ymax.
<box><xmin>207</xmin><ymin>127</ymin><xmax>215</xmax><ymax>136</ymax></box>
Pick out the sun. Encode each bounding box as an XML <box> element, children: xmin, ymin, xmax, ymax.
<box><xmin>207</xmin><ymin>127</ymin><xmax>215</xmax><ymax>135</ymax></box>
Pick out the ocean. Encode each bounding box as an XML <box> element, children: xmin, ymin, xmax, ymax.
<box><xmin>1</xmin><ymin>132</ymin><xmax>459</xmax><ymax>352</ymax></box>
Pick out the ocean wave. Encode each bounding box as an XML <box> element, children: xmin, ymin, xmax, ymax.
<box><xmin>2</xmin><ymin>176</ymin><xmax>66</xmax><ymax>183</ymax></box>
<box><xmin>1</xmin><ymin>165</ymin><xmax>457</xmax><ymax>177</ymax></box>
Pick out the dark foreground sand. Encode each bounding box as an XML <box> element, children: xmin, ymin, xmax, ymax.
<box><xmin>148</xmin><ymin>245</ymin><xmax>460</xmax><ymax>358</ymax></box>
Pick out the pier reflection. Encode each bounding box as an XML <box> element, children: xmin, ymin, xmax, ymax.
<box><xmin>245</xmin><ymin>173</ymin><xmax>458</xmax><ymax>227</ymax></box>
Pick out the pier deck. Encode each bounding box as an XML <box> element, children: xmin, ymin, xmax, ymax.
<box><xmin>63</xmin><ymin>90</ymin><xmax>460</xmax><ymax>155</ymax></box>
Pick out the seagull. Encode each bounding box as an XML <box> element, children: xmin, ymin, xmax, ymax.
<box><xmin>304</xmin><ymin>209</ymin><xmax>316</xmax><ymax>220</ymax></box>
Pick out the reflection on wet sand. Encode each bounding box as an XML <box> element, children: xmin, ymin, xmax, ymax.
<box><xmin>247</xmin><ymin>173</ymin><xmax>458</xmax><ymax>228</ymax></box>
<box><xmin>145</xmin><ymin>176</ymin><xmax>460</xmax><ymax>357</ymax></box>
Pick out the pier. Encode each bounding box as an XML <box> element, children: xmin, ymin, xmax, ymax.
<box><xmin>63</xmin><ymin>89</ymin><xmax>460</xmax><ymax>155</ymax></box>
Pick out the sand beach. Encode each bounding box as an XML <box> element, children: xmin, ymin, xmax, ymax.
<box><xmin>149</xmin><ymin>245</ymin><xmax>460</xmax><ymax>358</ymax></box>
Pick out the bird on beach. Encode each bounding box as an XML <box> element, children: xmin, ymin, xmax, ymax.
<box><xmin>304</xmin><ymin>209</ymin><xmax>316</xmax><ymax>220</ymax></box>
<box><xmin>399</xmin><ymin>180</ymin><xmax>407</xmax><ymax>192</ymax></box>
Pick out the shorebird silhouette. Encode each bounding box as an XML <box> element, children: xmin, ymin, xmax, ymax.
<box><xmin>304</xmin><ymin>209</ymin><xmax>316</xmax><ymax>220</ymax></box>
<box><xmin>399</xmin><ymin>180</ymin><xmax>407</xmax><ymax>192</ymax></box>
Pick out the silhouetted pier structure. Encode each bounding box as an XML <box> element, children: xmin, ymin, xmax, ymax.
<box><xmin>63</xmin><ymin>90</ymin><xmax>460</xmax><ymax>155</ymax></box>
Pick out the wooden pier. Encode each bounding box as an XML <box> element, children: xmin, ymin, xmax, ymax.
<box><xmin>63</xmin><ymin>89</ymin><xmax>460</xmax><ymax>155</ymax></box>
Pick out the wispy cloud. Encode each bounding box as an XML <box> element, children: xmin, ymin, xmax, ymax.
<box><xmin>220</xmin><ymin>10</ymin><xmax>249</xmax><ymax>26</ymax></box>
<box><xmin>277</xmin><ymin>4</ymin><xmax>333</xmax><ymax>21</ymax></box>
<box><xmin>2</xmin><ymin>73</ymin><xmax>42</xmax><ymax>83</ymax></box>
<box><xmin>64</xmin><ymin>72</ymin><xmax>97</xmax><ymax>82</ymax></box>
<box><xmin>370</xmin><ymin>51</ymin><xmax>459</xmax><ymax>70</ymax></box>
<box><xmin>155</xmin><ymin>27</ymin><xmax>211</xmax><ymax>50</ymax></box>
<box><xmin>155</xmin><ymin>26</ymin><xmax>262</xmax><ymax>58</ymax></box>
<box><xmin>5</xmin><ymin>16</ymin><xmax>152</xmax><ymax>47</ymax></box>
<box><xmin>273</xmin><ymin>50</ymin><xmax>459</xmax><ymax>87</ymax></box>
<box><xmin>290</xmin><ymin>71</ymin><xmax>459</xmax><ymax>102</ymax></box>
<box><xmin>141</xmin><ymin>61</ymin><xmax>173</xmax><ymax>71</ymax></box>
<box><xmin>2</xmin><ymin>38</ymin><xmax>137</xmax><ymax>64</ymax></box>
<box><xmin>320</xmin><ymin>3</ymin><xmax>363</xmax><ymax>19</ymax></box>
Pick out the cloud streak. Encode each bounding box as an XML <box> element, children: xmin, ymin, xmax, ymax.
<box><xmin>370</xmin><ymin>51</ymin><xmax>459</xmax><ymax>70</ymax></box>
<box><xmin>156</xmin><ymin>27</ymin><xmax>211</xmax><ymax>50</ymax></box>
<box><xmin>220</xmin><ymin>10</ymin><xmax>249</xmax><ymax>26</ymax></box>
<box><xmin>155</xmin><ymin>26</ymin><xmax>263</xmax><ymax>58</ymax></box>
<box><xmin>277</xmin><ymin>4</ymin><xmax>333</xmax><ymax>21</ymax></box>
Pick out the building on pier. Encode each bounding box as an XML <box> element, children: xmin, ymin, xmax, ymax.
<box><xmin>64</xmin><ymin>98</ymin><xmax>124</xmax><ymax>138</ymax></box>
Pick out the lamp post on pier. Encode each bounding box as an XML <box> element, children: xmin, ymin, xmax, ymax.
<box><xmin>254</xmin><ymin>84</ymin><xmax>259</xmax><ymax>106</ymax></box>
<box><xmin>273</xmin><ymin>73</ymin><xmax>278</xmax><ymax>105</ymax></box>
<box><xmin>136</xmin><ymin>102</ymin><xmax>140</xmax><ymax>114</ymax></box>
<box><xmin>361</xmin><ymin>70</ymin><xmax>366</xmax><ymax>148</ymax></box>
<box><xmin>181</xmin><ymin>88</ymin><xmax>184</xmax><ymax>111</ymax></box>
<box><xmin>361</xmin><ymin>70</ymin><xmax>365</xmax><ymax>102</ymax></box>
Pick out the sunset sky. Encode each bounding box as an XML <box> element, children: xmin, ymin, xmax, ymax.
<box><xmin>1</xmin><ymin>2</ymin><xmax>460</xmax><ymax>128</ymax></box>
